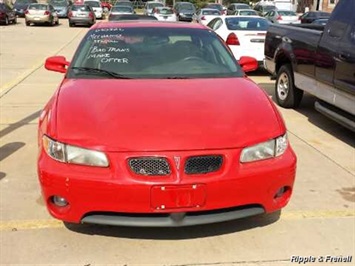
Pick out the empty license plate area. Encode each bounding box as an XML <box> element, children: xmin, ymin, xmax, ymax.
<box><xmin>151</xmin><ymin>184</ymin><xmax>206</xmax><ymax>210</ymax></box>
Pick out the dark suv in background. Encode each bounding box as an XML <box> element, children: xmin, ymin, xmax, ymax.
<box><xmin>14</xmin><ymin>0</ymin><xmax>37</xmax><ymax>17</ymax></box>
<box><xmin>174</xmin><ymin>2</ymin><xmax>195</xmax><ymax>22</ymax></box>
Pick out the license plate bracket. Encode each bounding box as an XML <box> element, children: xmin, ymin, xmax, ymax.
<box><xmin>151</xmin><ymin>184</ymin><xmax>206</xmax><ymax>210</ymax></box>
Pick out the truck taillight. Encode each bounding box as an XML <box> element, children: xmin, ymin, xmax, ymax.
<box><xmin>201</xmin><ymin>15</ymin><xmax>205</xmax><ymax>20</ymax></box>
<box><xmin>68</xmin><ymin>11</ymin><xmax>72</xmax><ymax>17</ymax></box>
<box><xmin>25</xmin><ymin>10</ymin><xmax>29</xmax><ymax>14</ymax></box>
<box><xmin>226</xmin><ymin>33</ymin><xmax>240</xmax><ymax>45</ymax></box>
<box><xmin>44</xmin><ymin>10</ymin><xmax>50</xmax><ymax>15</ymax></box>
<box><xmin>89</xmin><ymin>12</ymin><xmax>94</xmax><ymax>18</ymax></box>
<box><xmin>277</xmin><ymin>15</ymin><xmax>282</xmax><ymax>20</ymax></box>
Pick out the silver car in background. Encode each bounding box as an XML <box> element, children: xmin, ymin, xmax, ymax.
<box><xmin>264</xmin><ymin>10</ymin><xmax>300</xmax><ymax>24</ymax></box>
<box><xmin>68</xmin><ymin>4</ymin><xmax>95</xmax><ymax>27</ymax></box>
<box><xmin>234</xmin><ymin>9</ymin><xmax>259</xmax><ymax>16</ymax></box>
<box><xmin>25</xmin><ymin>3</ymin><xmax>59</xmax><ymax>26</ymax></box>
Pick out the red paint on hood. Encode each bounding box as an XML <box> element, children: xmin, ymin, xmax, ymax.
<box><xmin>54</xmin><ymin>78</ymin><xmax>283</xmax><ymax>151</ymax></box>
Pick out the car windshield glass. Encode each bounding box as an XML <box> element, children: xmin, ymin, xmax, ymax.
<box><xmin>148</xmin><ymin>3</ymin><xmax>163</xmax><ymax>9</ymax></box>
<box><xmin>202</xmin><ymin>9</ymin><xmax>220</xmax><ymax>15</ymax></box>
<box><xmin>112</xmin><ymin>6</ymin><xmax>133</xmax><ymax>12</ymax></box>
<box><xmin>49</xmin><ymin>0</ymin><xmax>67</xmax><ymax>6</ymax></box>
<box><xmin>236</xmin><ymin>4</ymin><xmax>250</xmax><ymax>9</ymax></box>
<box><xmin>71</xmin><ymin>5</ymin><xmax>90</xmax><ymax>11</ymax></box>
<box><xmin>68</xmin><ymin>27</ymin><xmax>242</xmax><ymax>79</ymax></box>
<box><xmin>226</xmin><ymin>17</ymin><xmax>269</xmax><ymax>31</ymax></box>
<box><xmin>206</xmin><ymin>4</ymin><xmax>222</xmax><ymax>11</ymax></box>
<box><xmin>278</xmin><ymin>11</ymin><xmax>297</xmax><ymax>16</ymax></box>
<box><xmin>114</xmin><ymin>2</ymin><xmax>132</xmax><ymax>7</ymax></box>
<box><xmin>29</xmin><ymin>4</ymin><xmax>47</xmax><ymax>10</ymax></box>
<box><xmin>16</xmin><ymin>0</ymin><xmax>32</xmax><ymax>3</ymax></box>
<box><xmin>239</xmin><ymin>10</ymin><xmax>257</xmax><ymax>15</ymax></box>
<box><xmin>179</xmin><ymin>3</ymin><xmax>194</xmax><ymax>10</ymax></box>
<box><xmin>263</xmin><ymin>5</ymin><xmax>276</xmax><ymax>12</ymax></box>
<box><xmin>85</xmin><ymin>1</ymin><xmax>100</xmax><ymax>7</ymax></box>
<box><xmin>159</xmin><ymin>8</ymin><xmax>173</xmax><ymax>14</ymax></box>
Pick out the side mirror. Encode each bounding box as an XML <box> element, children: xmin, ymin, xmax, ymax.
<box><xmin>238</xmin><ymin>56</ymin><xmax>258</xmax><ymax>73</ymax></box>
<box><xmin>45</xmin><ymin>56</ymin><xmax>70</xmax><ymax>73</ymax></box>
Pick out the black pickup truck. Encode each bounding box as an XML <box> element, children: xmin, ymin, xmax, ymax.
<box><xmin>264</xmin><ymin>0</ymin><xmax>355</xmax><ymax>132</ymax></box>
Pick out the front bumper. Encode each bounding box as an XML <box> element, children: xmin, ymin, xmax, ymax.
<box><xmin>38</xmin><ymin>147</ymin><xmax>296</xmax><ymax>226</ymax></box>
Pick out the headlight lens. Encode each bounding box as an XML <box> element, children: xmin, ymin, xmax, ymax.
<box><xmin>42</xmin><ymin>135</ymin><xmax>109</xmax><ymax>167</ymax></box>
<box><xmin>240</xmin><ymin>134</ymin><xmax>288</xmax><ymax>163</ymax></box>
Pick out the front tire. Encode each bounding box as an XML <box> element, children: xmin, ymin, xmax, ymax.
<box><xmin>69</xmin><ymin>22</ymin><xmax>74</xmax><ymax>27</ymax></box>
<box><xmin>275</xmin><ymin>64</ymin><xmax>303</xmax><ymax>108</ymax></box>
<box><xmin>5</xmin><ymin>16</ymin><xmax>9</xmax><ymax>25</ymax></box>
<box><xmin>25</xmin><ymin>20</ymin><xmax>30</xmax><ymax>26</ymax></box>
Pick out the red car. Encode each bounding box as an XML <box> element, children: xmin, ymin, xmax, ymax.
<box><xmin>39</xmin><ymin>21</ymin><xmax>297</xmax><ymax>227</ymax></box>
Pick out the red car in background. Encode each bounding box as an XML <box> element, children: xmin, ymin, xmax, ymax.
<box><xmin>100</xmin><ymin>0</ymin><xmax>112</xmax><ymax>12</ymax></box>
<box><xmin>39</xmin><ymin>22</ymin><xmax>297</xmax><ymax>227</ymax></box>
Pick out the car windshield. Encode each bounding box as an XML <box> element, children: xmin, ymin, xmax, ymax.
<box><xmin>147</xmin><ymin>3</ymin><xmax>163</xmax><ymax>9</ymax></box>
<box><xmin>236</xmin><ymin>4</ymin><xmax>250</xmax><ymax>10</ymax></box>
<box><xmin>112</xmin><ymin>6</ymin><xmax>133</xmax><ymax>12</ymax></box>
<box><xmin>179</xmin><ymin>3</ymin><xmax>194</xmax><ymax>10</ymax></box>
<box><xmin>68</xmin><ymin>27</ymin><xmax>242</xmax><ymax>79</ymax></box>
<box><xmin>202</xmin><ymin>9</ymin><xmax>220</xmax><ymax>15</ymax></box>
<box><xmin>28</xmin><ymin>4</ymin><xmax>47</xmax><ymax>10</ymax></box>
<box><xmin>226</xmin><ymin>17</ymin><xmax>269</xmax><ymax>31</ymax></box>
<box><xmin>16</xmin><ymin>0</ymin><xmax>33</xmax><ymax>3</ymax></box>
<box><xmin>85</xmin><ymin>1</ymin><xmax>100</xmax><ymax>7</ymax></box>
<box><xmin>263</xmin><ymin>5</ymin><xmax>276</xmax><ymax>12</ymax></box>
<box><xmin>158</xmin><ymin>8</ymin><xmax>173</xmax><ymax>14</ymax></box>
<box><xmin>206</xmin><ymin>4</ymin><xmax>222</xmax><ymax>11</ymax></box>
<box><xmin>71</xmin><ymin>5</ymin><xmax>90</xmax><ymax>11</ymax></box>
<box><xmin>239</xmin><ymin>10</ymin><xmax>257</xmax><ymax>15</ymax></box>
<box><xmin>278</xmin><ymin>11</ymin><xmax>297</xmax><ymax>16</ymax></box>
<box><xmin>49</xmin><ymin>0</ymin><xmax>67</xmax><ymax>7</ymax></box>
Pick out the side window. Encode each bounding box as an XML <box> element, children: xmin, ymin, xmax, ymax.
<box><xmin>326</xmin><ymin>0</ymin><xmax>354</xmax><ymax>39</ymax></box>
<box><xmin>207</xmin><ymin>18</ymin><xmax>217</xmax><ymax>29</ymax></box>
<box><xmin>213</xmin><ymin>18</ymin><xmax>223</xmax><ymax>31</ymax></box>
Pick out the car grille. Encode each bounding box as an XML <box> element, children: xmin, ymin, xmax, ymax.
<box><xmin>128</xmin><ymin>157</ymin><xmax>171</xmax><ymax>176</ymax></box>
<box><xmin>185</xmin><ymin>155</ymin><xmax>223</xmax><ymax>175</ymax></box>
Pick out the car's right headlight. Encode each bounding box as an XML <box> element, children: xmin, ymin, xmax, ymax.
<box><xmin>240</xmin><ymin>134</ymin><xmax>288</xmax><ymax>163</ymax></box>
<box><xmin>42</xmin><ymin>135</ymin><xmax>109</xmax><ymax>167</ymax></box>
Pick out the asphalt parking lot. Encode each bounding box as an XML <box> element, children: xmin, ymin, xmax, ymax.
<box><xmin>0</xmin><ymin>18</ymin><xmax>354</xmax><ymax>265</ymax></box>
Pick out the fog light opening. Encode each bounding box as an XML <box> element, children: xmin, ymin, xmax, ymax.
<box><xmin>51</xmin><ymin>195</ymin><xmax>69</xmax><ymax>207</ymax></box>
<box><xmin>274</xmin><ymin>186</ymin><xmax>291</xmax><ymax>201</ymax></box>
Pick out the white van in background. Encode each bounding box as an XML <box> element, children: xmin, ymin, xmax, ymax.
<box><xmin>256</xmin><ymin>0</ymin><xmax>296</xmax><ymax>12</ymax></box>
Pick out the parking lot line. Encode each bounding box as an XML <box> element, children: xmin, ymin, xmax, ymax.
<box><xmin>0</xmin><ymin>210</ymin><xmax>354</xmax><ymax>231</ymax></box>
<box><xmin>0</xmin><ymin>29</ymin><xmax>85</xmax><ymax>98</ymax></box>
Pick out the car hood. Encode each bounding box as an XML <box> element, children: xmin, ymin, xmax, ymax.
<box><xmin>53</xmin><ymin>78</ymin><xmax>283</xmax><ymax>152</ymax></box>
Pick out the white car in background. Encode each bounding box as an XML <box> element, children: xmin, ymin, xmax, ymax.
<box><xmin>207</xmin><ymin>16</ymin><xmax>270</xmax><ymax>68</ymax></box>
<box><xmin>84</xmin><ymin>0</ymin><xmax>103</xmax><ymax>19</ymax></box>
<box><xmin>193</xmin><ymin>8</ymin><xmax>221</xmax><ymax>26</ymax></box>
<box><xmin>152</xmin><ymin>6</ymin><xmax>176</xmax><ymax>21</ymax></box>
<box><xmin>234</xmin><ymin>9</ymin><xmax>259</xmax><ymax>16</ymax></box>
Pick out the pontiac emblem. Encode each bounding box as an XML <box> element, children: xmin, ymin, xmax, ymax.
<box><xmin>174</xmin><ymin>156</ymin><xmax>181</xmax><ymax>170</ymax></box>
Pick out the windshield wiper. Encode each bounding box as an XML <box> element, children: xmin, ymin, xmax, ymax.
<box><xmin>164</xmin><ymin>76</ymin><xmax>190</xmax><ymax>79</ymax></box>
<box><xmin>71</xmin><ymin>67</ymin><xmax>132</xmax><ymax>79</ymax></box>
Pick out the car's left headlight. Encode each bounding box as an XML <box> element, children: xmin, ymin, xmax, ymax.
<box><xmin>240</xmin><ymin>134</ymin><xmax>288</xmax><ymax>163</ymax></box>
<box><xmin>42</xmin><ymin>135</ymin><xmax>109</xmax><ymax>167</ymax></box>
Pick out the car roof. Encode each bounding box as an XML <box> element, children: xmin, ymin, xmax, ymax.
<box><xmin>91</xmin><ymin>21</ymin><xmax>207</xmax><ymax>30</ymax></box>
